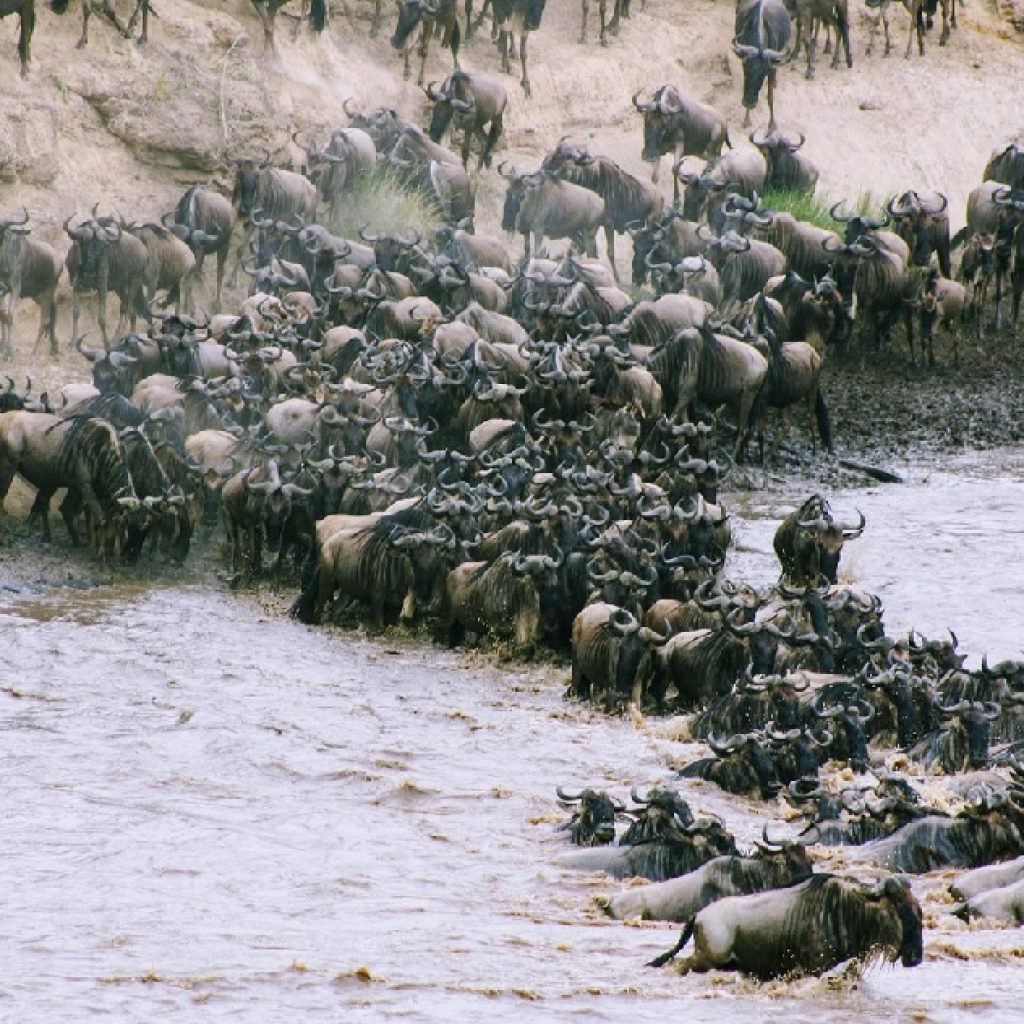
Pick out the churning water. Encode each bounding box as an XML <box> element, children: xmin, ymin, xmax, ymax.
<box><xmin>3</xmin><ymin>450</ymin><xmax>1024</xmax><ymax>1022</ymax></box>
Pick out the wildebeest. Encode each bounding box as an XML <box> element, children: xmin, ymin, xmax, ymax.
<box><xmin>790</xmin><ymin>0</ymin><xmax>851</xmax><ymax>79</ymax></box>
<box><xmin>675</xmin><ymin>146</ymin><xmax>768</xmax><ymax>227</ymax></box>
<box><xmin>679</xmin><ymin>730</ymin><xmax>783</xmax><ymax>799</ymax></box>
<box><xmin>541</xmin><ymin>139</ymin><xmax>664</xmax><ymax>281</ymax></box>
<box><xmin>0</xmin><ymin>411</ymin><xmax>141</xmax><ymax>555</ymax></box>
<box><xmin>570</xmin><ymin>602</ymin><xmax>665</xmax><ymax>709</ymax></box>
<box><xmin>954</xmin><ymin>878</ymin><xmax>1024</xmax><ymax>924</ymax></box>
<box><xmin>65</xmin><ymin>212</ymin><xmax>152</xmax><ymax>346</ymax></box>
<box><xmin>557</xmin><ymin>816</ymin><xmax>738</xmax><ymax>881</ymax></box>
<box><xmin>749</xmin><ymin>129</ymin><xmax>819</xmax><ymax>193</ymax></box>
<box><xmin>248</xmin><ymin>0</ymin><xmax>325</xmax><ymax>50</ymax></box>
<box><xmin>915</xmin><ymin>269</ymin><xmax>966</xmax><ymax>367</ymax></box>
<box><xmin>648</xmin><ymin>873</ymin><xmax>923</xmax><ymax>977</ymax></box>
<box><xmin>426</xmin><ymin>71</ymin><xmax>508</xmax><ymax>169</ymax></box>
<box><xmin>733</xmin><ymin>0</ymin><xmax>792</xmax><ymax>130</ymax></box>
<box><xmin>492</xmin><ymin>0</ymin><xmax>547</xmax><ymax>97</ymax></box>
<box><xmin>887</xmin><ymin>190</ymin><xmax>951</xmax><ymax>278</ymax></box>
<box><xmin>649</xmin><ymin>325</ymin><xmax>769</xmax><ymax>459</ymax></box>
<box><xmin>854</xmin><ymin>806</ymin><xmax>1023</xmax><ymax>873</ymax></box>
<box><xmin>499</xmin><ymin>166</ymin><xmax>605</xmax><ymax>260</ymax></box>
<box><xmin>390</xmin><ymin>0</ymin><xmax>461</xmax><ymax>86</ymax></box>
<box><xmin>950</xmin><ymin>854</ymin><xmax>1024</xmax><ymax>901</ymax></box>
<box><xmin>605</xmin><ymin>830</ymin><xmax>812</xmax><ymax>921</ymax></box>
<box><xmin>554</xmin><ymin>786</ymin><xmax>621</xmax><ymax>846</ymax></box>
<box><xmin>632</xmin><ymin>86</ymin><xmax>731</xmax><ymax>201</ymax></box>
<box><xmin>52</xmin><ymin>0</ymin><xmax>152</xmax><ymax>48</ymax></box>
<box><xmin>229</xmin><ymin>154</ymin><xmax>318</xmax><ymax>281</ymax></box>
<box><xmin>164</xmin><ymin>186</ymin><xmax>235</xmax><ymax>312</ymax></box>
<box><xmin>0</xmin><ymin>209</ymin><xmax>31</xmax><ymax>360</ymax></box>
<box><xmin>984</xmin><ymin>143</ymin><xmax>1024</xmax><ymax>192</ymax></box>
<box><xmin>864</xmin><ymin>0</ymin><xmax>951</xmax><ymax>58</ymax></box>
<box><xmin>773</xmin><ymin>494</ymin><xmax>864</xmax><ymax>586</ymax></box>
<box><xmin>910</xmin><ymin>699</ymin><xmax>999</xmax><ymax>773</ymax></box>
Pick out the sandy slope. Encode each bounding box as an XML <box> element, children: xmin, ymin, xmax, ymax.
<box><xmin>0</xmin><ymin>0</ymin><xmax>1022</xmax><ymax>348</ymax></box>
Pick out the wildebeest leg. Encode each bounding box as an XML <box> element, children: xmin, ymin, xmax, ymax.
<box><xmin>62</xmin><ymin>487</ymin><xmax>92</xmax><ymax>548</ymax></box>
<box><xmin>29</xmin><ymin>488</ymin><xmax>54</xmax><ymax>543</ymax></box>
<box><xmin>0</xmin><ymin>293</ymin><xmax>13</xmax><ymax>360</ymax></box>
<box><xmin>580</xmin><ymin>0</ymin><xmax>588</xmax><ymax>42</ymax></box>
<box><xmin>18</xmin><ymin>1</ymin><xmax>34</xmax><ymax>78</ymax></box>
<box><xmin>938</xmin><ymin>0</ymin><xmax>949</xmax><ymax>43</ymax></box>
<box><xmin>480</xmin><ymin>114</ymin><xmax>502</xmax><ymax>169</ymax></box>
<box><xmin>766</xmin><ymin>69</ymin><xmax>777</xmax><ymax>132</ymax></box>
<box><xmin>805</xmin><ymin>20</ymin><xmax>816</xmax><ymax>78</ymax></box>
<box><xmin>604</xmin><ymin>224</ymin><xmax>619</xmax><ymax>282</ymax></box>
<box><xmin>949</xmin><ymin>0</ymin><xmax>956</xmax><ymax>28</ymax></box>
<box><xmin>882</xmin><ymin>6</ymin><xmax>892</xmax><ymax>55</ymax></box>
<box><xmin>415</xmin><ymin>23</ymin><xmax>433</xmax><ymax>85</ymax></box>
<box><xmin>77</xmin><ymin>3</ymin><xmax>91</xmax><ymax>50</ymax></box>
<box><xmin>519</xmin><ymin>32</ymin><xmax>531</xmax><ymax>97</ymax></box>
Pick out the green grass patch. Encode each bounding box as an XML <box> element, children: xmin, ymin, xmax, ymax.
<box><xmin>761</xmin><ymin>188</ymin><xmax>887</xmax><ymax>231</ymax></box>
<box><xmin>328</xmin><ymin>168</ymin><xmax>442</xmax><ymax>241</ymax></box>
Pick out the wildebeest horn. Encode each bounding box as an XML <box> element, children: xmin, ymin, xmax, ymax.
<box><xmin>830</xmin><ymin>202</ymin><xmax>853</xmax><ymax>224</ymax></box>
<box><xmin>629</xmin><ymin>785</ymin><xmax>649</xmax><ymax>805</ymax></box>
<box><xmin>556</xmin><ymin>786</ymin><xmax>583</xmax><ymax>802</ymax></box>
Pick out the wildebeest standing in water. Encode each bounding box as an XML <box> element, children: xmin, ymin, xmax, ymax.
<box><xmin>733</xmin><ymin>0</ymin><xmax>792</xmax><ymax>131</ymax></box>
<box><xmin>648</xmin><ymin>873</ymin><xmax>923</xmax><ymax>976</ymax></box>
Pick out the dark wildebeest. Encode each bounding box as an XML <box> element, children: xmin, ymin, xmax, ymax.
<box><xmin>733</xmin><ymin>0</ymin><xmax>792</xmax><ymax>131</ymax></box>
<box><xmin>648</xmin><ymin>874</ymin><xmax>923</xmax><ymax>977</ymax></box>
<box><xmin>52</xmin><ymin>0</ymin><xmax>152</xmax><ymax>48</ymax></box>
<box><xmin>605</xmin><ymin>829</ymin><xmax>812</xmax><ymax>921</ymax></box>
<box><xmin>390</xmin><ymin>0</ymin><xmax>461</xmax><ymax>86</ymax></box>
<box><xmin>554</xmin><ymin>786</ymin><xmax>621</xmax><ymax>846</ymax></box>
<box><xmin>542</xmin><ymin>139</ymin><xmax>664</xmax><ymax>282</ymax></box>
<box><xmin>773</xmin><ymin>494</ymin><xmax>864</xmax><ymax>586</ymax></box>
<box><xmin>631</xmin><ymin>85</ymin><xmax>731</xmax><ymax>202</ymax></box>
<box><xmin>425</xmin><ymin>70</ymin><xmax>508</xmax><ymax>169</ymax></box>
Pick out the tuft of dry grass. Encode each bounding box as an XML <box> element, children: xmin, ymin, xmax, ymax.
<box><xmin>328</xmin><ymin>169</ymin><xmax>442</xmax><ymax>241</ymax></box>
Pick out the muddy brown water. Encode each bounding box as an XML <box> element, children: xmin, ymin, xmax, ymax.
<box><xmin>3</xmin><ymin>451</ymin><xmax>1024</xmax><ymax>1021</ymax></box>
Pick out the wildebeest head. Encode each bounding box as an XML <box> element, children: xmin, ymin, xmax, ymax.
<box><xmin>887</xmin><ymin>190</ymin><xmax>948</xmax><ymax>268</ymax></box>
<box><xmin>426</xmin><ymin>73</ymin><xmax>474</xmax><ymax>142</ymax></box>
<box><xmin>65</xmin><ymin>210</ymin><xmax>119</xmax><ymax>291</ymax></box>
<box><xmin>753</xmin><ymin>825</ymin><xmax>814</xmax><ymax>884</ymax></box>
<box><xmin>708</xmin><ymin>731</ymin><xmax>781</xmax><ymax>798</ymax></box>
<box><xmin>555</xmin><ymin>786</ymin><xmax>622</xmax><ymax>846</ymax></box>
<box><xmin>230</xmin><ymin>152</ymin><xmax>270</xmax><ymax>220</ymax></box>
<box><xmin>938</xmin><ymin>699</ymin><xmax>999</xmax><ymax>770</ymax></box>
<box><xmin>541</xmin><ymin>137</ymin><xmax>590</xmax><ymax>176</ymax></box>
<box><xmin>632</xmin><ymin>85</ymin><xmax>683</xmax><ymax>163</ymax></box>
<box><xmin>876</xmin><ymin>876</ymin><xmax>924</xmax><ymax>967</ymax></box>
<box><xmin>731</xmin><ymin>39</ymin><xmax>786</xmax><ymax>112</ymax></box>
<box><xmin>621</xmin><ymin>785</ymin><xmax>695</xmax><ymax>844</ymax></box>
<box><xmin>498</xmin><ymin>164</ymin><xmax>544</xmax><ymax>233</ymax></box>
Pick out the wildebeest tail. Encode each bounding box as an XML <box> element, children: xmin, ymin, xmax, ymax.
<box><xmin>449</xmin><ymin>19</ymin><xmax>461</xmax><ymax>63</ymax></box>
<box><xmin>950</xmin><ymin>225</ymin><xmax>970</xmax><ymax>250</ymax></box>
<box><xmin>311</xmin><ymin>0</ymin><xmax>328</xmax><ymax>31</ymax></box>
<box><xmin>724</xmin><ymin>131</ymin><xmax>733</xmax><ymax>150</ymax></box>
<box><xmin>815</xmin><ymin>389</ymin><xmax>834</xmax><ymax>453</ymax></box>
<box><xmin>50</xmin><ymin>0</ymin><xmax>71</xmax><ymax>13</ymax></box>
<box><xmin>647</xmin><ymin>918</ymin><xmax>697</xmax><ymax>968</ymax></box>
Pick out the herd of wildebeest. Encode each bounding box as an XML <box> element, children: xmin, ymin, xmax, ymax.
<box><xmin>2</xmin><ymin>0</ymin><xmax>1024</xmax><ymax>988</ymax></box>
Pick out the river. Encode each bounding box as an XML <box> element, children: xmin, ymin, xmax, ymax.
<box><xmin>3</xmin><ymin>450</ymin><xmax>1024</xmax><ymax>1022</ymax></box>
